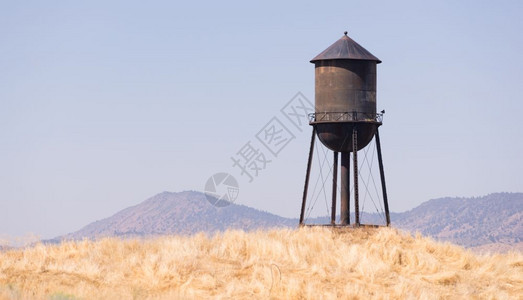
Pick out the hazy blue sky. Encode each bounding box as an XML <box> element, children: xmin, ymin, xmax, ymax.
<box><xmin>1</xmin><ymin>0</ymin><xmax>522</xmax><ymax>241</ymax></box>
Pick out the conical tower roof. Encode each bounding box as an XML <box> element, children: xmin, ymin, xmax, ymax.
<box><xmin>310</xmin><ymin>32</ymin><xmax>381</xmax><ymax>63</ymax></box>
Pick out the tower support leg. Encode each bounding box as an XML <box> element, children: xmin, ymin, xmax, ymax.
<box><xmin>375</xmin><ymin>128</ymin><xmax>391</xmax><ymax>226</ymax></box>
<box><xmin>353</xmin><ymin>127</ymin><xmax>360</xmax><ymax>226</ymax></box>
<box><xmin>340</xmin><ymin>152</ymin><xmax>350</xmax><ymax>225</ymax></box>
<box><xmin>300</xmin><ymin>127</ymin><xmax>316</xmax><ymax>226</ymax></box>
<box><xmin>331</xmin><ymin>152</ymin><xmax>338</xmax><ymax>225</ymax></box>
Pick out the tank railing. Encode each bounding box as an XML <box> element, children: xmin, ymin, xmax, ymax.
<box><xmin>308</xmin><ymin>111</ymin><xmax>383</xmax><ymax>123</ymax></box>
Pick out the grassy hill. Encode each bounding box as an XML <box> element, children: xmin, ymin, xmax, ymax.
<box><xmin>1</xmin><ymin>227</ymin><xmax>521</xmax><ymax>299</ymax></box>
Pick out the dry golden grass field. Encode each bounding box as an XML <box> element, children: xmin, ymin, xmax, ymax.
<box><xmin>0</xmin><ymin>227</ymin><xmax>521</xmax><ymax>299</ymax></box>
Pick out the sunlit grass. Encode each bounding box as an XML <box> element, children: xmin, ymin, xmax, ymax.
<box><xmin>0</xmin><ymin>227</ymin><xmax>521</xmax><ymax>299</ymax></box>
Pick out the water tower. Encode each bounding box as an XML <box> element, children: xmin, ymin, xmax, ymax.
<box><xmin>299</xmin><ymin>32</ymin><xmax>390</xmax><ymax>227</ymax></box>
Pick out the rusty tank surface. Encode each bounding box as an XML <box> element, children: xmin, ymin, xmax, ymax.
<box><xmin>310</xmin><ymin>32</ymin><xmax>382</xmax><ymax>152</ymax></box>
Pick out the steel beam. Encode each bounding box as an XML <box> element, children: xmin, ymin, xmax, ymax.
<box><xmin>300</xmin><ymin>127</ymin><xmax>316</xmax><ymax>225</ymax></box>
<box><xmin>331</xmin><ymin>151</ymin><xmax>338</xmax><ymax>225</ymax></box>
<box><xmin>375</xmin><ymin>128</ymin><xmax>390</xmax><ymax>226</ymax></box>
<box><xmin>353</xmin><ymin>127</ymin><xmax>360</xmax><ymax>226</ymax></box>
<box><xmin>340</xmin><ymin>152</ymin><xmax>350</xmax><ymax>225</ymax></box>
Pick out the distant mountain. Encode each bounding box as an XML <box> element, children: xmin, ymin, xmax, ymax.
<box><xmin>60</xmin><ymin>191</ymin><xmax>295</xmax><ymax>240</ymax></box>
<box><xmin>56</xmin><ymin>191</ymin><xmax>522</xmax><ymax>251</ymax></box>
<box><xmin>393</xmin><ymin>193</ymin><xmax>522</xmax><ymax>248</ymax></box>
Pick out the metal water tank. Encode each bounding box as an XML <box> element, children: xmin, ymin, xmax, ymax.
<box><xmin>310</xmin><ymin>32</ymin><xmax>382</xmax><ymax>152</ymax></box>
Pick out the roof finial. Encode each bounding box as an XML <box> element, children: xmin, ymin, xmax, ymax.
<box><xmin>344</xmin><ymin>31</ymin><xmax>348</xmax><ymax>36</ymax></box>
